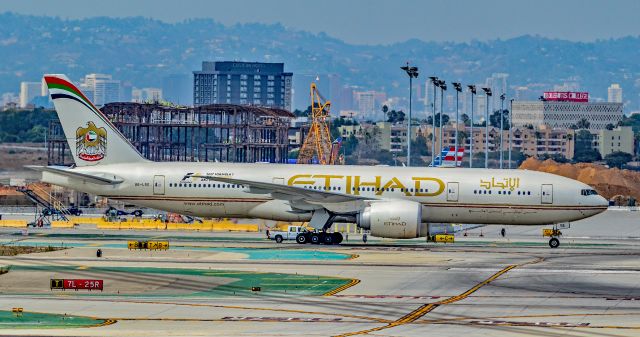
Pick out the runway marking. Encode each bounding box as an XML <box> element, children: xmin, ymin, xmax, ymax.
<box><xmin>51</xmin><ymin>297</ymin><xmax>390</xmax><ymax>323</ymax></box>
<box><xmin>109</xmin><ymin>316</ymin><xmax>368</xmax><ymax>323</ymax></box>
<box><xmin>324</xmin><ymin>279</ymin><xmax>360</xmax><ymax>296</ymax></box>
<box><xmin>333</xmin><ymin>257</ymin><xmax>542</xmax><ymax>337</ymax></box>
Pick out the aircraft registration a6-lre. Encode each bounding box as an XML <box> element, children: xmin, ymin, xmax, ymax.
<box><xmin>33</xmin><ymin>74</ymin><xmax>608</xmax><ymax>248</ymax></box>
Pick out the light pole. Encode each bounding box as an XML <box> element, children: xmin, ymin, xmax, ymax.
<box><xmin>509</xmin><ymin>98</ymin><xmax>514</xmax><ymax>169</ymax></box>
<box><xmin>482</xmin><ymin>87</ymin><xmax>492</xmax><ymax>169</ymax></box>
<box><xmin>467</xmin><ymin>85</ymin><xmax>476</xmax><ymax>168</ymax></box>
<box><xmin>452</xmin><ymin>82</ymin><xmax>462</xmax><ymax>167</ymax></box>
<box><xmin>438</xmin><ymin>80</ymin><xmax>446</xmax><ymax>161</ymax></box>
<box><xmin>401</xmin><ymin>63</ymin><xmax>419</xmax><ymax>167</ymax></box>
<box><xmin>499</xmin><ymin>93</ymin><xmax>505</xmax><ymax>169</ymax></box>
<box><xmin>429</xmin><ymin>76</ymin><xmax>438</xmax><ymax>165</ymax></box>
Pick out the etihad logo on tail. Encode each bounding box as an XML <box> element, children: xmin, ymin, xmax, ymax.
<box><xmin>76</xmin><ymin>122</ymin><xmax>107</xmax><ymax>162</ymax></box>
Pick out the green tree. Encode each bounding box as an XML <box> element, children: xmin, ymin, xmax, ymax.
<box><xmin>604</xmin><ymin>151</ymin><xmax>632</xmax><ymax>168</ymax></box>
<box><xmin>386</xmin><ymin>110</ymin><xmax>405</xmax><ymax>124</ymax></box>
<box><xmin>573</xmin><ymin>130</ymin><xmax>601</xmax><ymax>162</ymax></box>
<box><xmin>460</xmin><ymin>113</ymin><xmax>470</xmax><ymax>126</ymax></box>
<box><xmin>427</xmin><ymin>113</ymin><xmax>449</xmax><ymax>127</ymax></box>
<box><xmin>489</xmin><ymin>109</ymin><xmax>509</xmax><ymax>130</ymax></box>
<box><xmin>0</xmin><ymin>108</ymin><xmax>56</xmax><ymax>143</ymax></box>
<box><xmin>410</xmin><ymin>135</ymin><xmax>430</xmax><ymax>157</ymax></box>
<box><xmin>576</xmin><ymin>118</ymin><xmax>590</xmax><ymax>129</ymax></box>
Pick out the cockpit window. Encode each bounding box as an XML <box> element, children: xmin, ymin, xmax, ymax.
<box><xmin>581</xmin><ymin>189</ymin><xmax>598</xmax><ymax>196</ymax></box>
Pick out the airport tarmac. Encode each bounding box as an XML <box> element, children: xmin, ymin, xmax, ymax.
<box><xmin>0</xmin><ymin>210</ymin><xmax>638</xmax><ymax>336</ymax></box>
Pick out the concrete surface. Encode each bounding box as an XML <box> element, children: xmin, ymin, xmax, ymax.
<box><xmin>0</xmin><ymin>210</ymin><xmax>637</xmax><ymax>336</ymax></box>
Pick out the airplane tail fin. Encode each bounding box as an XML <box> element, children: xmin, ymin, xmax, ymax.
<box><xmin>44</xmin><ymin>74</ymin><xmax>146</xmax><ymax>166</ymax></box>
<box><xmin>430</xmin><ymin>146</ymin><xmax>465</xmax><ymax>167</ymax></box>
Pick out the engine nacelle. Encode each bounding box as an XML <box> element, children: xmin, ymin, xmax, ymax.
<box><xmin>357</xmin><ymin>200</ymin><xmax>422</xmax><ymax>239</ymax></box>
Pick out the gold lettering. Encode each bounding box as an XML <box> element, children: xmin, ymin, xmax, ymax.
<box><xmin>378</xmin><ymin>177</ymin><xmax>410</xmax><ymax>196</ymax></box>
<box><xmin>353</xmin><ymin>175</ymin><xmax>381</xmax><ymax>195</ymax></box>
<box><xmin>312</xmin><ymin>175</ymin><xmax>344</xmax><ymax>189</ymax></box>
<box><xmin>413</xmin><ymin>177</ymin><xmax>445</xmax><ymax>197</ymax></box>
<box><xmin>346</xmin><ymin>176</ymin><xmax>353</xmax><ymax>194</ymax></box>
<box><xmin>288</xmin><ymin>174</ymin><xmax>314</xmax><ymax>186</ymax></box>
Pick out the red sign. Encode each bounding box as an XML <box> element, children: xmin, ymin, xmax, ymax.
<box><xmin>543</xmin><ymin>91</ymin><xmax>588</xmax><ymax>102</ymax></box>
<box><xmin>51</xmin><ymin>279</ymin><xmax>103</xmax><ymax>291</ymax></box>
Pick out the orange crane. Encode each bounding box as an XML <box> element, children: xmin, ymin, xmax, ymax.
<box><xmin>297</xmin><ymin>83</ymin><xmax>341</xmax><ymax>165</ymax></box>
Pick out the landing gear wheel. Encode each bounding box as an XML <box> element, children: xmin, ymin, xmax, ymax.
<box><xmin>332</xmin><ymin>232</ymin><xmax>343</xmax><ymax>245</ymax></box>
<box><xmin>310</xmin><ymin>233</ymin><xmax>320</xmax><ymax>244</ymax></box>
<box><xmin>549</xmin><ymin>237</ymin><xmax>560</xmax><ymax>248</ymax></box>
<box><xmin>296</xmin><ymin>234</ymin><xmax>307</xmax><ymax>244</ymax></box>
<box><xmin>275</xmin><ymin>235</ymin><xmax>283</xmax><ymax>243</ymax></box>
<box><xmin>323</xmin><ymin>234</ymin><xmax>334</xmax><ymax>245</ymax></box>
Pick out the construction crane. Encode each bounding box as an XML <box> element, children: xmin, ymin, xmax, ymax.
<box><xmin>297</xmin><ymin>83</ymin><xmax>341</xmax><ymax>165</ymax></box>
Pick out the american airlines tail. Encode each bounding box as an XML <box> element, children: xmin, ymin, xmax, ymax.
<box><xmin>44</xmin><ymin>74</ymin><xmax>146</xmax><ymax>166</ymax></box>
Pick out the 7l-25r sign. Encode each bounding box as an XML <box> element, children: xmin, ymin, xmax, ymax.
<box><xmin>50</xmin><ymin>279</ymin><xmax>103</xmax><ymax>291</ymax></box>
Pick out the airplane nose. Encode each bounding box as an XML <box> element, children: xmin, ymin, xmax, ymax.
<box><xmin>597</xmin><ymin>195</ymin><xmax>609</xmax><ymax>208</ymax></box>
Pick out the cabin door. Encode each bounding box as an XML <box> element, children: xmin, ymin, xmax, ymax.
<box><xmin>541</xmin><ymin>184</ymin><xmax>553</xmax><ymax>204</ymax></box>
<box><xmin>447</xmin><ymin>182</ymin><xmax>459</xmax><ymax>202</ymax></box>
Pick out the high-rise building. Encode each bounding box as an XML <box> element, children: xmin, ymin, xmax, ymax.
<box><xmin>292</xmin><ymin>73</ymin><xmax>341</xmax><ymax>112</ymax></box>
<box><xmin>19</xmin><ymin>81</ymin><xmax>41</xmax><ymax>108</ymax></box>
<box><xmin>608</xmin><ymin>83</ymin><xmax>623</xmax><ymax>103</ymax></box>
<box><xmin>193</xmin><ymin>61</ymin><xmax>293</xmax><ymax>110</ymax></box>
<box><xmin>354</xmin><ymin>91</ymin><xmax>377</xmax><ymax>117</ymax></box>
<box><xmin>132</xmin><ymin>88</ymin><xmax>163</xmax><ymax>103</ymax></box>
<box><xmin>162</xmin><ymin>74</ymin><xmax>192</xmax><ymax>105</ymax></box>
<box><xmin>80</xmin><ymin>74</ymin><xmax>122</xmax><ymax>106</ymax></box>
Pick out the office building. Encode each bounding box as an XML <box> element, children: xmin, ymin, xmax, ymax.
<box><xmin>80</xmin><ymin>74</ymin><xmax>122</xmax><ymax>106</ymax></box>
<box><xmin>592</xmin><ymin>126</ymin><xmax>634</xmax><ymax>156</ymax></box>
<box><xmin>132</xmin><ymin>88</ymin><xmax>163</xmax><ymax>103</ymax></box>
<box><xmin>608</xmin><ymin>83</ymin><xmax>623</xmax><ymax>103</ymax></box>
<box><xmin>512</xmin><ymin>100</ymin><xmax>623</xmax><ymax>130</ymax></box>
<box><xmin>193</xmin><ymin>61</ymin><xmax>292</xmax><ymax>111</ymax></box>
<box><xmin>424</xmin><ymin>124</ymin><xmax>575</xmax><ymax>159</ymax></box>
<box><xmin>19</xmin><ymin>82</ymin><xmax>41</xmax><ymax>108</ymax></box>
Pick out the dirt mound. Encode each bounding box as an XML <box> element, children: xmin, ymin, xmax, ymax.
<box><xmin>519</xmin><ymin>158</ymin><xmax>640</xmax><ymax>202</ymax></box>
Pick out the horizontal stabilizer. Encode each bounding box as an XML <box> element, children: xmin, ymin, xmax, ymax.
<box><xmin>26</xmin><ymin>166</ymin><xmax>123</xmax><ymax>185</ymax></box>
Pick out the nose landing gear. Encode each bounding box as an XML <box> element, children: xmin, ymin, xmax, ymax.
<box><xmin>543</xmin><ymin>226</ymin><xmax>563</xmax><ymax>248</ymax></box>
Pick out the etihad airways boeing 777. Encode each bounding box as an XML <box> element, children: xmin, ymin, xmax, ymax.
<box><xmin>32</xmin><ymin>74</ymin><xmax>608</xmax><ymax>248</ymax></box>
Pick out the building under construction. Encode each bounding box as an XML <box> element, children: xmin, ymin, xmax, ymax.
<box><xmin>48</xmin><ymin>102</ymin><xmax>294</xmax><ymax>165</ymax></box>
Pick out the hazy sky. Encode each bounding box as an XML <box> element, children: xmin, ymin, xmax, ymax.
<box><xmin>3</xmin><ymin>0</ymin><xmax>639</xmax><ymax>45</ymax></box>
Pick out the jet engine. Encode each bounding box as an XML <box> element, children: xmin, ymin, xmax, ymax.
<box><xmin>356</xmin><ymin>200</ymin><xmax>422</xmax><ymax>239</ymax></box>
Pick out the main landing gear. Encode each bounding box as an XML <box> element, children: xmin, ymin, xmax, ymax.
<box><xmin>296</xmin><ymin>209</ymin><xmax>343</xmax><ymax>245</ymax></box>
<box><xmin>296</xmin><ymin>231</ymin><xmax>343</xmax><ymax>245</ymax></box>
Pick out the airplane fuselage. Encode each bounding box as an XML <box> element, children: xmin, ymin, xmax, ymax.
<box><xmin>42</xmin><ymin>162</ymin><xmax>608</xmax><ymax>226</ymax></box>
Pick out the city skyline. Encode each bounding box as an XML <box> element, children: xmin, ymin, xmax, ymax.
<box><xmin>2</xmin><ymin>0</ymin><xmax>640</xmax><ymax>45</ymax></box>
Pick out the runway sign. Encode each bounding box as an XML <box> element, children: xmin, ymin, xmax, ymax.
<box><xmin>128</xmin><ymin>240</ymin><xmax>169</xmax><ymax>250</ymax></box>
<box><xmin>50</xmin><ymin>278</ymin><xmax>64</xmax><ymax>289</ymax></box>
<box><xmin>433</xmin><ymin>234</ymin><xmax>455</xmax><ymax>243</ymax></box>
<box><xmin>51</xmin><ymin>279</ymin><xmax>103</xmax><ymax>291</ymax></box>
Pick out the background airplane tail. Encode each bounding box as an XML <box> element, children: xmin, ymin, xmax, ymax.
<box><xmin>44</xmin><ymin>74</ymin><xmax>146</xmax><ymax>166</ymax></box>
<box><xmin>430</xmin><ymin>146</ymin><xmax>465</xmax><ymax>167</ymax></box>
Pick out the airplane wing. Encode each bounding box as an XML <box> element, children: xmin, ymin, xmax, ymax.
<box><xmin>26</xmin><ymin>166</ymin><xmax>124</xmax><ymax>185</ymax></box>
<box><xmin>190</xmin><ymin>175</ymin><xmax>374</xmax><ymax>212</ymax></box>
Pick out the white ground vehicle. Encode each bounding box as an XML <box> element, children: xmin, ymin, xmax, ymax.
<box><xmin>268</xmin><ymin>226</ymin><xmax>308</xmax><ymax>243</ymax></box>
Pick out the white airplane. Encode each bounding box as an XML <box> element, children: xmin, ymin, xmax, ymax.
<box><xmin>33</xmin><ymin>74</ymin><xmax>608</xmax><ymax>248</ymax></box>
